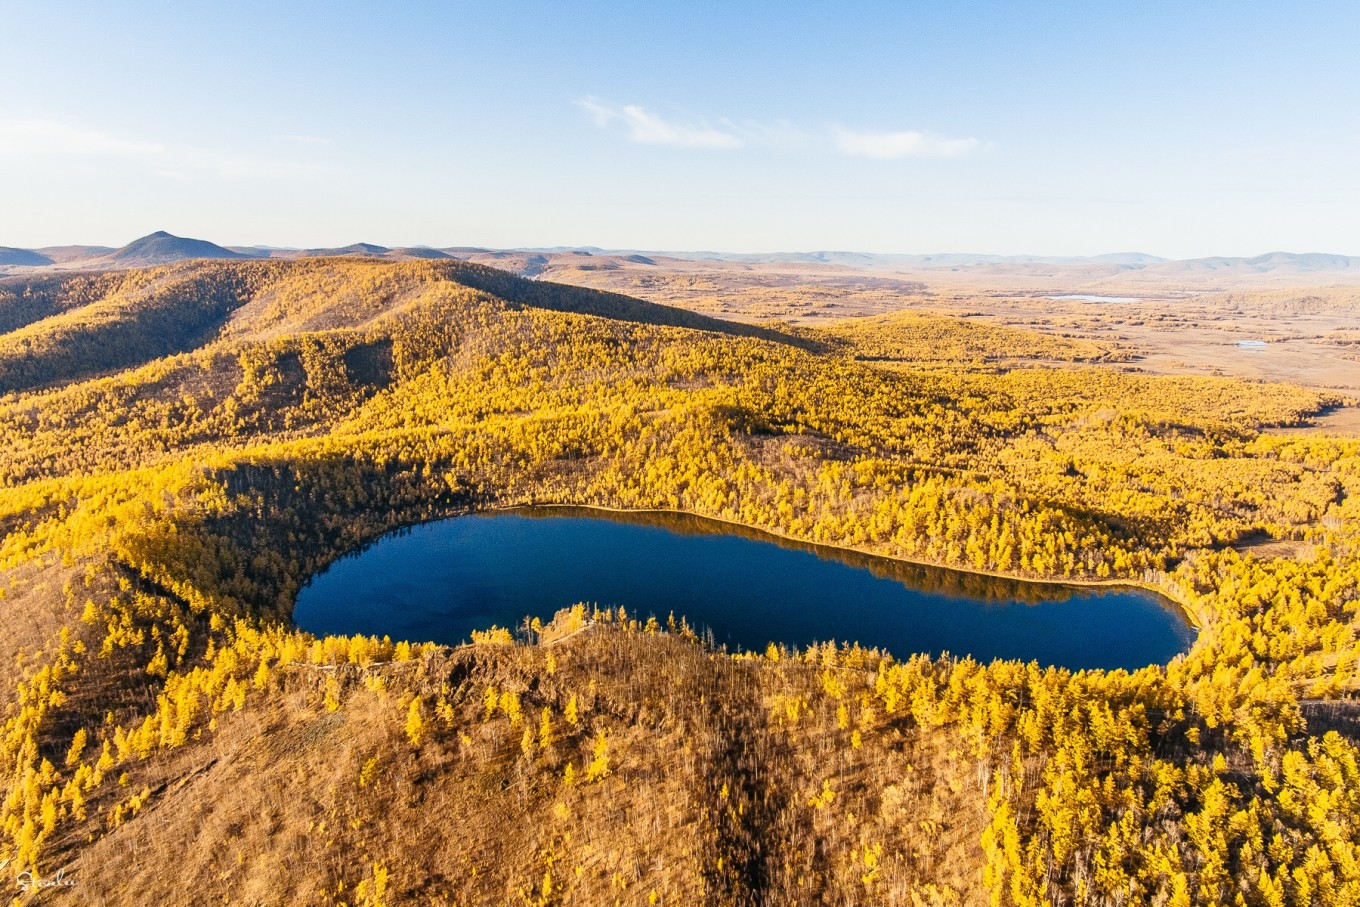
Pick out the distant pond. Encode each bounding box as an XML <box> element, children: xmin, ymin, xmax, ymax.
<box><xmin>293</xmin><ymin>508</ymin><xmax>1194</xmax><ymax>671</ymax></box>
<box><xmin>1046</xmin><ymin>294</ymin><xmax>1144</xmax><ymax>303</ymax></box>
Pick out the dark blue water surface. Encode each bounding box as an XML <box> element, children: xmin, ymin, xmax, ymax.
<box><xmin>293</xmin><ymin>508</ymin><xmax>1194</xmax><ymax>671</ymax></box>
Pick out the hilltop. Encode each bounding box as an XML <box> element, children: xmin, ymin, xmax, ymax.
<box><xmin>105</xmin><ymin>231</ymin><xmax>250</xmax><ymax>266</ymax></box>
<box><xmin>0</xmin><ymin>248</ymin><xmax>54</xmax><ymax>267</ymax></box>
<box><xmin>0</xmin><ymin>232</ymin><xmax>249</xmax><ymax>270</ymax></box>
<box><xmin>0</xmin><ymin>258</ymin><xmax>1356</xmax><ymax>904</ymax></box>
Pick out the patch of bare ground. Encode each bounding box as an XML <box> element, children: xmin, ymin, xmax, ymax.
<box><xmin>0</xmin><ymin>560</ymin><xmax>92</xmax><ymax>697</ymax></box>
<box><xmin>1266</xmin><ymin>404</ymin><xmax>1360</xmax><ymax>438</ymax></box>
<box><xmin>1230</xmin><ymin>536</ymin><xmax>1318</xmax><ymax>560</ymax></box>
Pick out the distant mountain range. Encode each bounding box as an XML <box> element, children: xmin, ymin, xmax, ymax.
<box><xmin>647</xmin><ymin>250</ymin><xmax>1175</xmax><ymax>268</ymax></box>
<box><xmin>0</xmin><ymin>232</ymin><xmax>462</xmax><ymax>271</ymax></box>
<box><xmin>2</xmin><ymin>232</ymin><xmax>1358</xmax><ymax>284</ymax></box>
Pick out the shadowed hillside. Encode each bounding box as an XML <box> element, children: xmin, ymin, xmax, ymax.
<box><xmin>0</xmin><ymin>248</ymin><xmax>53</xmax><ymax>267</ymax></box>
<box><xmin>0</xmin><ymin>259</ymin><xmax>814</xmax><ymax>395</ymax></box>
<box><xmin>0</xmin><ymin>266</ymin><xmax>258</xmax><ymax>394</ymax></box>
<box><xmin>0</xmin><ymin>273</ymin><xmax>130</xmax><ymax>335</ymax></box>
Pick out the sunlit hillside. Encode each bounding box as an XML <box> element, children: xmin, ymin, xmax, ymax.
<box><xmin>0</xmin><ymin>258</ymin><xmax>1357</xmax><ymax>905</ymax></box>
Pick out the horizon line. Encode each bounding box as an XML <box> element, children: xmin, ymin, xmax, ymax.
<box><xmin>3</xmin><ymin>231</ymin><xmax>1359</xmax><ymax>263</ymax></box>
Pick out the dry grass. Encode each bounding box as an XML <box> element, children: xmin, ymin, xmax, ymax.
<box><xmin>528</xmin><ymin>257</ymin><xmax>1360</xmax><ymax>395</ymax></box>
<box><xmin>46</xmin><ymin>621</ymin><xmax>990</xmax><ymax>906</ymax></box>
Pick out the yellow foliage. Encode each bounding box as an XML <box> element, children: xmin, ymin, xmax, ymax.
<box><xmin>585</xmin><ymin>731</ymin><xmax>610</xmax><ymax>782</ymax></box>
<box><xmin>405</xmin><ymin>696</ymin><xmax>425</xmax><ymax>745</ymax></box>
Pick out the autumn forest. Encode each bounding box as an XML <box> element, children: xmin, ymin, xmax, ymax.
<box><xmin>0</xmin><ymin>257</ymin><xmax>1357</xmax><ymax>905</ymax></box>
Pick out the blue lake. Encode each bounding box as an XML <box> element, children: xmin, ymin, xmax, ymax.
<box><xmin>293</xmin><ymin>508</ymin><xmax>1195</xmax><ymax>671</ymax></box>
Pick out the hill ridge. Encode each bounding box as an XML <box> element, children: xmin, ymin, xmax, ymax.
<box><xmin>3</xmin><ymin>236</ymin><xmax>1358</xmax><ymax>271</ymax></box>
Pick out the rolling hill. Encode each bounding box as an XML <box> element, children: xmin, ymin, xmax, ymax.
<box><xmin>33</xmin><ymin>244</ymin><xmax>117</xmax><ymax>263</ymax></box>
<box><xmin>104</xmin><ymin>230</ymin><xmax>250</xmax><ymax>266</ymax></box>
<box><xmin>301</xmin><ymin>242</ymin><xmax>391</xmax><ymax>258</ymax></box>
<box><xmin>0</xmin><ymin>247</ymin><xmax>54</xmax><ymax>267</ymax></box>
<box><xmin>1145</xmin><ymin>251</ymin><xmax>1360</xmax><ymax>275</ymax></box>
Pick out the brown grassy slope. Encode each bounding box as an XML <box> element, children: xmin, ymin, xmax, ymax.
<box><xmin>50</xmin><ymin>618</ymin><xmax>989</xmax><ymax>907</ymax></box>
<box><xmin>0</xmin><ymin>563</ymin><xmax>86</xmax><ymax>701</ymax></box>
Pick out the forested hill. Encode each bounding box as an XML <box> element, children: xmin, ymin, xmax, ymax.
<box><xmin>0</xmin><ymin>257</ymin><xmax>1357</xmax><ymax>904</ymax></box>
<box><xmin>0</xmin><ymin>258</ymin><xmax>799</xmax><ymax>395</ymax></box>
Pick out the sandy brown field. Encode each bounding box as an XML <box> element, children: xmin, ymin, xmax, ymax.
<box><xmin>487</xmin><ymin>254</ymin><xmax>1360</xmax><ymax>424</ymax></box>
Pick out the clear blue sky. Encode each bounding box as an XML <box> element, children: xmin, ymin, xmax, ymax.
<box><xmin>3</xmin><ymin>1</ymin><xmax>1357</xmax><ymax>256</ymax></box>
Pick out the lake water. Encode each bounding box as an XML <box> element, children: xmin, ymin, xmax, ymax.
<box><xmin>1046</xmin><ymin>294</ymin><xmax>1144</xmax><ymax>303</ymax></box>
<box><xmin>293</xmin><ymin>508</ymin><xmax>1194</xmax><ymax>671</ymax></box>
<box><xmin>1236</xmin><ymin>339</ymin><xmax>1268</xmax><ymax>351</ymax></box>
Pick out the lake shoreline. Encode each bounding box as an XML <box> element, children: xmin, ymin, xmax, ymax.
<box><xmin>296</xmin><ymin>502</ymin><xmax>1196</xmax><ymax>669</ymax></box>
<box><xmin>478</xmin><ymin>501</ymin><xmax>1203</xmax><ymax>633</ymax></box>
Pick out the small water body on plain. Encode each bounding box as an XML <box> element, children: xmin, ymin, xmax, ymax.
<box><xmin>1046</xmin><ymin>294</ymin><xmax>1144</xmax><ymax>303</ymax></box>
<box><xmin>1236</xmin><ymin>339</ymin><xmax>1268</xmax><ymax>351</ymax></box>
<box><xmin>293</xmin><ymin>508</ymin><xmax>1195</xmax><ymax>671</ymax></box>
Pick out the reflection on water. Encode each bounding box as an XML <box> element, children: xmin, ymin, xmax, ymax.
<box><xmin>294</xmin><ymin>507</ymin><xmax>1194</xmax><ymax>671</ymax></box>
<box><xmin>525</xmin><ymin>507</ymin><xmax>1083</xmax><ymax>605</ymax></box>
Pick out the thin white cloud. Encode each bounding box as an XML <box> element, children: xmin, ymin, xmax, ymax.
<box><xmin>577</xmin><ymin>99</ymin><xmax>980</xmax><ymax>160</ymax></box>
<box><xmin>0</xmin><ymin>117</ymin><xmax>339</xmax><ymax>180</ymax></box>
<box><xmin>832</xmin><ymin>128</ymin><xmax>979</xmax><ymax>160</ymax></box>
<box><xmin>0</xmin><ymin>118</ymin><xmax>165</xmax><ymax>157</ymax></box>
<box><xmin>732</xmin><ymin>118</ymin><xmax>814</xmax><ymax>149</ymax></box>
<box><xmin>577</xmin><ymin>98</ymin><xmax>743</xmax><ymax>149</ymax></box>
